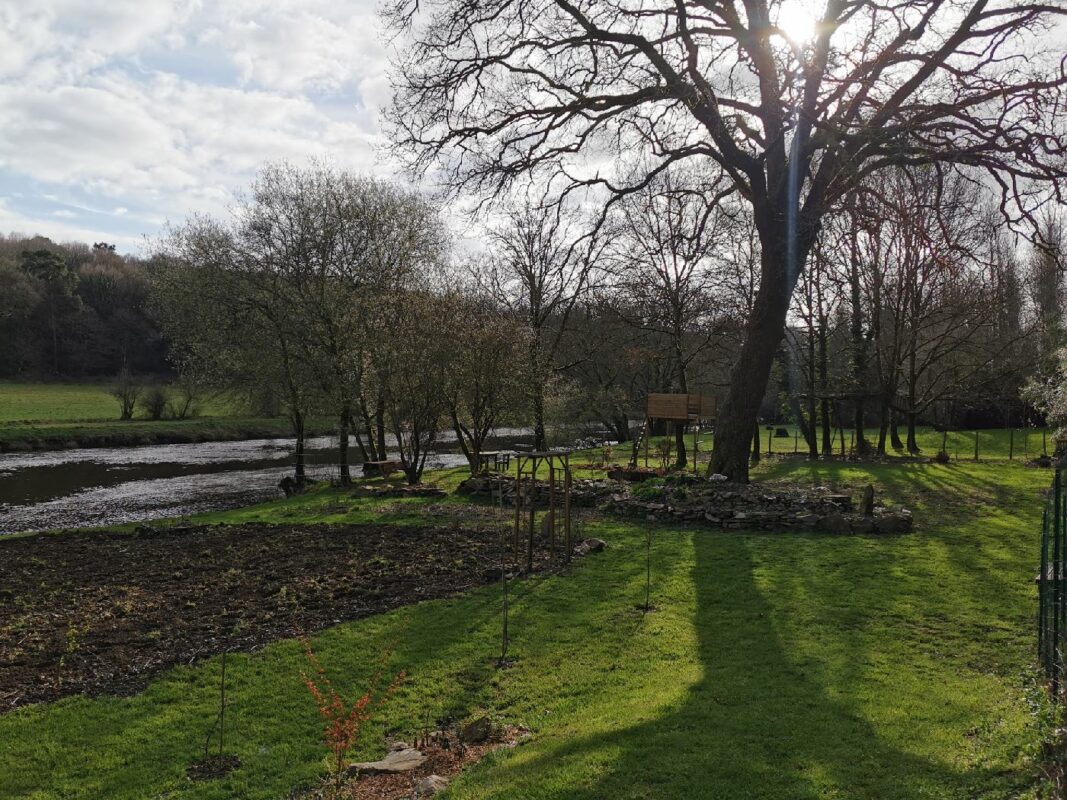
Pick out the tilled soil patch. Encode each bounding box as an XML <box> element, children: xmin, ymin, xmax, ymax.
<box><xmin>0</xmin><ymin>521</ymin><xmax>543</xmax><ymax>712</ymax></box>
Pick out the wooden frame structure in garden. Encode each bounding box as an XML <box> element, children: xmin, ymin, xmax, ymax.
<box><xmin>512</xmin><ymin>451</ymin><xmax>573</xmax><ymax>571</ymax></box>
<box><xmin>630</xmin><ymin>393</ymin><xmax>716</xmax><ymax>470</ymax></box>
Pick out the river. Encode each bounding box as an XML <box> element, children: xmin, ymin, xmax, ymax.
<box><xmin>0</xmin><ymin>430</ymin><xmax>533</xmax><ymax>534</ymax></box>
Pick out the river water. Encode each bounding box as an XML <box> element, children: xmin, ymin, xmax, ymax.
<box><xmin>0</xmin><ymin>431</ymin><xmax>532</xmax><ymax>534</ymax></box>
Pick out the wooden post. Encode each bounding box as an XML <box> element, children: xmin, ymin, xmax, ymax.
<box><xmin>766</xmin><ymin>426</ymin><xmax>772</xmax><ymax>457</ymax></box>
<box><xmin>794</xmin><ymin>425</ymin><xmax>799</xmax><ymax>454</ymax></box>
<box><xmin>498</xmin><ymin>472</ymin><xmax>509</xmax><ymax>664</ymax></box>
<box><xmin>527</xmin><ymin>457</ymin><xmax>536</xmax><ymax>573</ymax></box>
<box><xmin>548</xmin><ymin>462</ymin><xmax>556</xmax><ymax>558</ymax></box>
<box><xmin>644</xmin><ymin>418</ymin><xmax>650</xmax><ymax>468</ymax></box>
<box><xmin>512</xmin><ymin>459</ymin><xmax>522</xmax><ymax>557</ymax></box>
<box><xmin>219</xmin><ymin>649</ymin><xmax>227</xmax><ymax>755</ymax></box>
<box><xmin>564</xmin><ymin>456</ymin><xmax>572</xmax><ymax>563</ymax></box>
<box><xmin>1009</xmin><ymin>428</ymin><xmax>1015</xmax><ymax>460</ymax></box>
<box><xmin>974</xmin><ymin>430</ymin><xmax>979</xmax><ymax>461</ymax></box>
<box><xmin>1053</xmin><ymin>468</ymin><xmax>1062</xmax><ymax>697</ymax></box>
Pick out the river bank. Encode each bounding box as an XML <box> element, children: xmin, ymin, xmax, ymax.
<box><xmin>0</xmin><ymin>416</ymin><xmax>336</xmax><ymax>452</ymax></box>
<box><xmin>0</xmin><ymin>429</ymin><xmax>532</xmax><ymax>534</ymax></box>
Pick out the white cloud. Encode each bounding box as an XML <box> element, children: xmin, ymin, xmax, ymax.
<box><xmin>0</xmin><ymin>0</ymin><xmax>395</xmax><ymax>252</ymax></box>
<box><xmin>0</xmin><ymin>197</ymin><xmax>142</xmax><ymax>250</ymax></box>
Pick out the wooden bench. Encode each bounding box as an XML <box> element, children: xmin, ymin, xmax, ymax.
<box><xmin>477</xmin><ymin>451</ymin><xmax>512</xmax><ymax>472</ymax></box>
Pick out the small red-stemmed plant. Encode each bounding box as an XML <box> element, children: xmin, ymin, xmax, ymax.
<box><xmin>300</xmin><ymin>636</ymin><xmax>404</xmax><ymax>796</ymax></box>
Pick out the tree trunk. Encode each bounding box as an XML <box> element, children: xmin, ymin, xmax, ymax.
<box><xmin>806</xmin><ymin>328</ymin><xmax>819</xmax><ymax>459</ymax></box>
<box><xmin>674</xmin><ymin>424</ymin><xmax>687</xmax><ymax>469</ymax></box>
<box><xmin>451</xmin><ymin>410</ymin><xmax>478</xmax><ymax>473</ymax></box>
<box><xmin>848</xmin><ymin>230</ymin><xmax>870</xmax><ymax>456</ymax></box>
<box><xmin>292</xmin><ymin>411</ymin><xmax>306</xmax><ymax>484</ymax></box>
<box><xmin>836</xmin><ymin>402</ymin><xmax>847</xmax><ymax>456</ymax></box>
<box><xmin>337</xmin><ymin>405</ymin><xmax>351</xmax><ymax>485</ymax></box>
<box><xmin>709</xmin><ymin>241</ymin><xmax>797</xmax><ymax>482</ymax></box>
<box><xmin>818</xmin><ymin>326</ymin><xmax>833</xmax><ymax>455</ymax></box>
<box><xmin>358</xmin><ymin>396</ymin><xmax>378</xmax><ymax>461</ymax></box>
<box><xmin>890</xmin><ymin>409</ymin><xmax>904</xmax><ymax>450</ymax></box>
<box><xmin>375</xmin><ymin>397</ymin><xmax>387</xmax><ymax>461</ymax></box>
<box><xmin>750</xmin><ymin>424</ymin><xmax>761</xmax><ymax>464</ymax></box>
<box><xmin>854</xmin><ymin>399</ymin><xmax>868</xmax><ymax>456</ymax></box>
<box><xmin>532</xmin><ymin>384</ymin><xmax>547</xmax><ymax>451</ymax></box>
<box><xmin>607</xmin><ymin>415</ymin><xmax>630</xmax><ymax>443</ymax></box>
<box><xmin>906</xmin><ymin>351</ymin><xmax>920</xmax><ymax>453</ymax></box>
<box><xmin>353</xmin><ymin>429</ymin><xmax>370</xmax><ymax>462</ymax></box>
<box><xmin>788</xmin><ymin>393</ymin><xmax>815</xmax><ymax>459</ymax></box>
<box><xmin>877</xmin><ymin>395</ymin><xmax>890</xmax><ymax>456</ymax></box>
<box><xmin>906</xmin><ymin>411</ymin><xmax>919</xmax><ymax>454</ymax></box>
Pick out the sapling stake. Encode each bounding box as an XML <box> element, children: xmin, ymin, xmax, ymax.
<box><xmin>219</xmin><ymin>649</ymin><xmax>226</xmax><ymax>756</ymax></box>
<box><xmin>498</xmin><ymin>473</ymin><xmax>510</xmax><ymax>665</ymax></box>
<box><xmin>644</xmin><ymin>526</ymin><xmax>653</xmax><ymax>613</ymax></box>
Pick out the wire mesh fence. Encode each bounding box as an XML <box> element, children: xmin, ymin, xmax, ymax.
<box><xmin>1038</xmin><ymin>460</ymin><xmax>1067</xmax><ymax>697</ymax></box>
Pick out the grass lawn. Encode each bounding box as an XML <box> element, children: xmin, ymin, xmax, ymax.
<box><xmin>0</xmin><ymin>416</ymin><xmax>333</xmax><ymax>453</ymax></box>
<box><xmin>0</xmin><ymin>382</ymin><xmax>241</xmax><ymax>424</ymax></box>
<box><xmin>0</xmin><ymin>383</ymin><xmax>338</xmax><ymax>451</ymax></box>
<box><xmin>0</xmin><ymin>457</ymin><xmax>1056</xmax><ymax>799</ymax></box>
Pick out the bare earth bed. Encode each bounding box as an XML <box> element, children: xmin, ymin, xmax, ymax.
<box><xmin>0</xmin><ymin>521</ymin><xmax>535</xmax><ymax>712</ymax></box>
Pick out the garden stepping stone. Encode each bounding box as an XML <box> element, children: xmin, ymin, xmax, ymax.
<box><xmin>348</xmin><ymin>747</ymin><xmax>427</xmax><ymax>775</ymax></box>
<box><xmin>418</xmin><ymin>774</ymin><xmax>450</xmax><ymax>795</ymax></box>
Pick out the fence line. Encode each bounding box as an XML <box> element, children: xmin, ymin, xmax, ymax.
<box><xmin>1038</xmin><ymin>461</ymin><xmax>1067</xmax><ymax>697</ymax></box>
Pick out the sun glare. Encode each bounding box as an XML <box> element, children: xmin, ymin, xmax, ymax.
<box><xmin>776</xmin><ymin>0</ymin><xmax>818</xmax><ymax>44</ymax></box>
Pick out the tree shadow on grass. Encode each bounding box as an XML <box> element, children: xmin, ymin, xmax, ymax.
<box><xmin>455</xmin><ymin>531</ymin><xmax>1018</xmax><ymax>800</ymax></box>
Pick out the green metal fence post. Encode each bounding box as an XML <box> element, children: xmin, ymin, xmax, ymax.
<box><xmin>1040</xmin><ymin>507</ymin><xmax>1049</xmax><ymax>669</ymax></box>
<box><xmin>1054</xmin><ymin>466</ymin><xmax>1063</xmax><ymax>697</ymax></box>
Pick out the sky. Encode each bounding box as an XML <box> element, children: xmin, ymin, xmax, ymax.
<box><xmin>0</xmin><ymin>0</ymin><xmax>392</xmax><ymax>253</ymax></box>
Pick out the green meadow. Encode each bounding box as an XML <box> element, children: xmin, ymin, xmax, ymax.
<box><xmin>0</xmin><ymin>454</ymin><xmax>1057</xmax><ymax>799</ymax></box>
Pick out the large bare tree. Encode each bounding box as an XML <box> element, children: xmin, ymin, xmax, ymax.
<box><xmin>604</xmin><ymin>169</ymin><xmax>730</xmax><ymax>466</ymax></box>
<box><xmin>478</xmin><ymin>204</ymin><xmax>600</xmax><ymax>449</ymax></box>
<box><xmin>386</xmin><ymin>0</ymin><xmax>1067</xmax><ymax>481</ymax></box>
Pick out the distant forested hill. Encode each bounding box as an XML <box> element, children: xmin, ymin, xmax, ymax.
<box><xmin>0</xmin><ymin>235</ymin><xmax>167</xmax><ymax>379</ymax></box>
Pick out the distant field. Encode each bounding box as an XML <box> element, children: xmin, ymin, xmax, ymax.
<box><xmin>0</xmin><ymin>383</ymin><xmax>238</xmax><ymax>424</ymax></box>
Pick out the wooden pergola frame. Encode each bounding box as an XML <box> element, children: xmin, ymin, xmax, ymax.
<box><xmin>512</xmin><ymin>451</ymin><xmax>573</xmax><ymax>571</ymax></box>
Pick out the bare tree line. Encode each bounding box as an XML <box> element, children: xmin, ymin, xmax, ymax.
<box><xmin>383</xmin><ymin>0</ymin><xmax>1067</xmax><ymax>480</ymax></box>
<box><xmin>152</xmin><ymin>163</ymin><xmax>530</xmax><ymax>486</ymax></box>
<box><xmin>149</xmin><ymin>157</ymin><xmax>1065</xmax><ymax>485</ymax></box>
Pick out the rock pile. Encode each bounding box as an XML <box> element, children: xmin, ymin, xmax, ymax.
<box><xmin>602</xmin><ymin>481</ymin><xmax>913</xmax><ymax>534</ymax></box>
<box><xmin>606</xmin><ymin>467</ymin><xmax>659</xmax><ymax>482</ymax></box>
<box><xmin>456</xmin><ymin>474</ymin><xmax>614</xmax><ymax>507</ymax></box>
